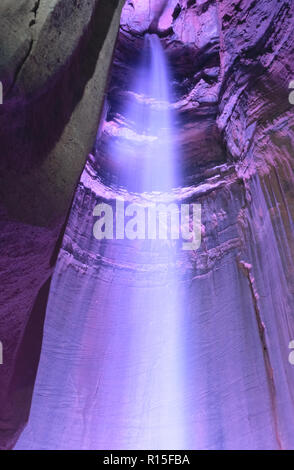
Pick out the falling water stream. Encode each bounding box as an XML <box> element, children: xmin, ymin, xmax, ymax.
<box><xmin>16</xmin><ymin>35</ymin><xmax>188</xmax><ymax>449</ymax></box>
<box><xmin>109</xmin><ymin>34</ymin><xmax>177</xmax><ymax>191</ymax></box>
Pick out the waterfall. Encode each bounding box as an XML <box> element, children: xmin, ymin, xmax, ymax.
<box><xmin>108</xmin><ymin>33</ymin><xmax>178</xmax><ymax>192</ymax></box>
<box><xmin>15</xmin><ymin>34</ymin><xmax>187</xmax><ymax>450</ymax></box>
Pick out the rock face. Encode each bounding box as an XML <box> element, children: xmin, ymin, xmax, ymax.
<box><xmin>4</xmin><ymin>0</ymin><xmax>294</xmax><ymax>450</ymax></box>
<box><xmin>99</xmin><ymin>0</ymin><xmax>223</xmax><ymax>186</ymax></box>
<box><xmin>0</xmin><ymin>0</ymin><xmax>125</xmax><ymax>450</ymax></box>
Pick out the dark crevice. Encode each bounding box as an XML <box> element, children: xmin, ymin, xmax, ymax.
<box><xmin>5</xmin><ymin>39</ymin><xmax>34</xmax><ymax>98</ymax></box>
<box><xmin>238</xmin><ymin>256</ymin><xmax>283</xmax><ymax>448</ymax></box>
<box><xmin>31</xmin><ymin>0</ymin><xmax>41</xmax><ymax>18</ymax></box>
<box><xmin>172</xmin><ymin>3</ymin><xmax>181</xmax><ymax>20</ymax></box>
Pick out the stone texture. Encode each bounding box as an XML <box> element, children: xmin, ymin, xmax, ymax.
<box><xmin>215</xmin><ymin>0</ymin><xmax>294</xmax><ymax>447</ymax></box>
<box><xmin>97</xmin><ymin>0</ymin><xmax>224</xmax><ymax>187</ymax></box>
<box><xmin>4</xmin><ymin>0</ymin><xmax>294</xmax><ymax>450</ymax></box>
<box><xmin>0</xmin><ymin>0</ymin><xmax>125</xmax><ymax>450</ymax></box>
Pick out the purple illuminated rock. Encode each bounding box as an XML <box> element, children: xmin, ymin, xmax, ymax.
<box><xmin>3</xmin><ymin>0</ymin><xmax>294</xmax><ymax>451</ymax></box>
<box><xmin>99</xmin><ymin>0</ymin><xmax>224</xmax><ymax>186</ymax></box>
<box><xmin>15</xmin><ymin>0</ymin><xmax>294</xmax><ymax>451</ymax></box>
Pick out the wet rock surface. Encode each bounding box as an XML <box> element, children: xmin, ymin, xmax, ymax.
<box><xmin>97</xmin><ymin>0</ymin><xmax>224</xmax><ymax>187</ymax></box>
<box><xmin>2</xmin><ymin>0</ymin><xmax>294</xmax><ymax>450</ymax></box>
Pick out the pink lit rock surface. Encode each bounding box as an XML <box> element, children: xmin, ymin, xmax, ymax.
<box><xmin>16</xmin><ymin>164</ymin><xmax>294</xmax><ymax>449</ymax></box>
<box><xmin>15</xmin><ymin>0</ymin><xmax>294</xmax><ymax>450</ymax></box>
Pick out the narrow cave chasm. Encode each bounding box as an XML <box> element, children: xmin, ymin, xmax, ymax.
<box><xmin>15</xmin><ymin>0</ymin><xmax>294</xmax><ymax>450</ymax></box>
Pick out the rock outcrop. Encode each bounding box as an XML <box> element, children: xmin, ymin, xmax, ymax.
<box><xmin>97</xmin><ymin>0</ymin><xmax>224</xmax><ymax>188</ymax></box>
<box><xmin>0</xmin><ymin>0</ymin><xmax>125</xmax><ymax>450</ymax></box>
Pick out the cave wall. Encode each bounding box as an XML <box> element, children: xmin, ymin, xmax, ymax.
<box><xmin>215</xmin><ymin>0</ymin><xmax>294</xmax><ymax>447</ymax></box>
<box><xmin>14</xmin><ymin>0</ymin><xmax>294</xmax><ymax>450</ymax></box>
<box><xmin>0</xmin><ymin>0</ymin><xmax>125</xmax><ymax>450</ymax></box>
<box><xmin>97</xmin><ymin>0</ymin><xmax>224</xmax><ymax>186</ymax></box>
<box><xmin>1</xmin><ymin>0</ymin><xmax>294</xmax><ymax>450</ymax></box>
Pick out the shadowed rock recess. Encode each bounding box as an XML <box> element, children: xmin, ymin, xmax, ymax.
<box><xmin>1</xmin><ymin>0</ymin><xmax>294</xmax><ymax>450</ymax></box>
